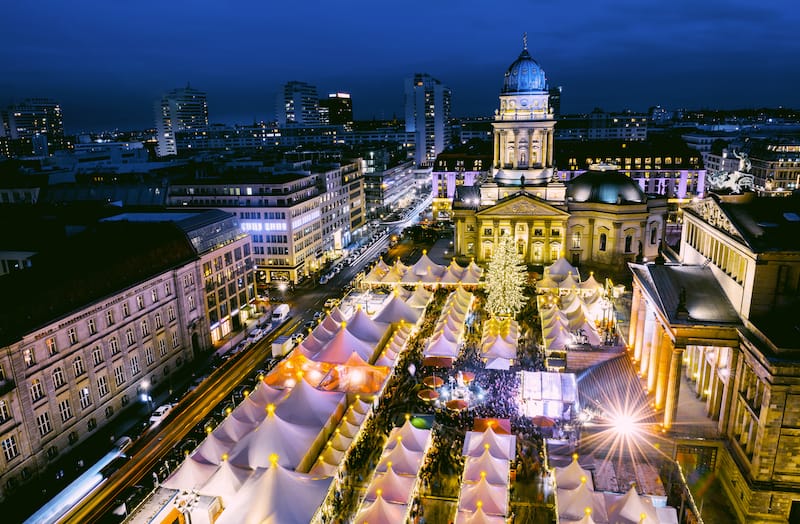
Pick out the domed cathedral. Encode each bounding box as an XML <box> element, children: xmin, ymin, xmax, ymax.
<box><xmin>452</xmin><ymin>38</ymin><xmax>667</xmax><ymax>267</ymax></box>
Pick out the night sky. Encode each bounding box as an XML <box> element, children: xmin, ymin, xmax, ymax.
<box><xmin>3</xmin><ymin>0</ymin><xmax>798</xmax><ymax>132</ymax></box>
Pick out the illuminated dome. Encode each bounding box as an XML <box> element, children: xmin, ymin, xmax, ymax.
<box><xmin>566</xmin><ymin>164</ymin><xmax>645</xmax><ymax>204</ymax></box>
<box><xmin>502</xmin><ymin>46</ymin><xmax>547</xmax><ymax>94</ymax></box>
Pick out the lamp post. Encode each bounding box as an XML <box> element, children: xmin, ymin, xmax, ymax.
<box><xmin>140</xmin><ymin>380</ymin><xmax>153</xmax><ymax>410</ymax></box>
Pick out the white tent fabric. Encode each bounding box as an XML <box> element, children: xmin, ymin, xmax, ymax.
<box><xmin>364</xmin><ymin>464</ymin><xmax>417</xmax><ymax>503</ymax></box>
<box><xmin>485</xmin><ymin>357</ymin><xmax>511</xmax><ymax>370</ymax></box>
<box><xmin>199</xmin><ymin>459</ymin><xmax>252</xmax><ymax>500</ymax></box>
<box><xmin>557</xmin><ymin>481</ymin><xmax>607</xmax><ymax>521</ymax></box>
<box><xmin>537</xmin><ymin>275</ymin><xmax>560</xmax><ymax>291</ymax></box>
<box><xmin>309</xmin><ymin>457</ymin><xmax>338</xmax><ymax>477</ymax></box>
<box><xmin>463</xmin><ymin>427</ymin><xmax>516</xmax><ymax>460</ymax></box>
<box><xmin>310</xmin><ymin>325</ymin><xmax>375</xmax><ymax>363</ymax></box>
<box><xmin>455</xmin><ymin>507</ymin><xmax>508</xmax><ymax>524</ymax></box>
<box><xmin>406</xmin><ymin>286</ymin><xmax>433</xmax><ymax>308</ymax></box>
<box><xmin>560</xmin><ymin>272</ymin><xmax>581</xmax><ymax>290</ymax></box>
<box><xmin>328</xmin><ymin>306</ymin><xmax>348</xmax><ymax>323</ymax></box>
<box><xmin>604</xmin><ymin>486</ymin><xmax>664</xmax><ymax>524</ymax></box>
<box><xmin>373</xmin><ymin>292</ymin><xmax>423</xmax><ymax>324</ymax></box>
<box><xmin>347</xmin><ymin>306</ymin><xmax>387</xmax><ymax>343</ymax></box>
<box><xmin>215</xmin><ymin>414</ymin><xmax>254</xmax><ymax>442</ymax></box>
<box><xmin>215</xmin><ymin>462</ymin><xmax>332</xmax><ymax>524</ymax></box>
<box><xmin>580</xmin><ymin>272</ymin><xmax>604</xmax><ymax>294</ymax></box>
<box><xmin>425</xmin><ymin>333</ymin><xmax>459</xmax><ymax>358</ymax></box>
<box><xmin>547</xmin><ymin>257</ymin><xmax>579</xmax><ymax>282</ymax></box>
<box><xmin>274</xmin><ymin>378</ymin><xmax>345</xmax><ymax>427</ymax></box>
<box><xmin>385</xmin><ymin>420</ymin><xmax>431</xmax><ymax>453</ymax></box>
<box><xmin>228</xmin><ymin>407</ymin><xmax>319</xmax><ymax>469</ymax></box>
<box><xmin>376</xmin><ymin>440</ymin><xmax>424</xmax><ymax>476</ymax></box>
<box><xmin>161</xmin><ymin>456</ymin><xmax>220</xmax><ymax>491</ymax></box>
<box><xmin>458</xmin><ymin>476</ymin><xmax>508</xmax><ymax>516</ymax></box>
<box><xmin>462</xmin><ymin>448</ymin><xmax>510</xmax><ymax>485</ymax></box>
<box><xmin>192</xmin><ymin>432</ymin><xmax>236</xmax><ymax>465</ymax></box>
<box><xmin>354</xmin><ymin>494</ymin><xmax>408</xmax><ymax>524</ymax></box>
<box><xmin>247</xmin><ymin>382</ymin><xmax>289</xmax><ymax>407</ymax></box>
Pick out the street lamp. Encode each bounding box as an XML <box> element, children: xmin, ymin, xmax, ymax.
<box><xmin>140</xmin><ymin>380</ymin><xmax>153</xmax><ymax>409</ymax></box>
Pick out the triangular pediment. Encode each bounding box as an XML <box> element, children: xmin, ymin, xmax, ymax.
<box><xmin>686</xmin><ymin>197</ymin><xmax>744</xmax><ymax>242</ymax></box>
<box><xmin>477</xmin><ymin>192</ymin><xmax>568</xmax><ymax>218</ymax></box>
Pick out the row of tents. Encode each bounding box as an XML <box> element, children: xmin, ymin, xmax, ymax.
<box><xmin>363</xmin><ymin>251</ymin><xmax>483</xmax><ymax>286</ymax></box>
<box><xmin>480</xmin><ymin>317</ymin><xmax>520</xmax><ymax>370</ymax></box>
<box><xmin>423</xmin><ymin>287</ymin><xmax>475</xmax><ymax>362</ymax></box>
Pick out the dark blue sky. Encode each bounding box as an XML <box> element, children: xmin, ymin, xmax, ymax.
<box><xmin>3</xmin><ymin>0</ymin><xmax>798</xmax><ymax>132</ymax></box>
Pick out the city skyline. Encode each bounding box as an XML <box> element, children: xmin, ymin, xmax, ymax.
<box><xmin>3</xmin><ymin>0</ymin><xmax>799</xmax><ymax>132</ymax></box>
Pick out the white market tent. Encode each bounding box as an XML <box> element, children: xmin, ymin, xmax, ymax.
<box><xmin>161</xmin><ymin>455</ymin><xmax>220</xmax><ymax>491</ymax></box>
<box><xmin>373</xmin><ymin>291</ymin><xmax>423</xmax><ymax>325</ymax></box>
<box><xmin>347</xmin><ymin>306</ymin><xmax>388</xmax><ymax>344</ymax></box>
<box><xmin>199</xmin><ymin>459</ymin><xmax>252</xmax><ymax>500</ymax></box>
<box><xmin>375</xmin><ymin>440</ymin><xmax>425</xmax><ymax>476</ymax></box>
<box><xmin>385</xmin><ymin>419</ymin><xmax>432</xmax><ymax>453</ymax></box>
<box><xmin>458</xmin><ymin>476</ymin><xmax>509</xmax><ymax>516</ymax></box>
<box><xmin>364</xmin><ymin>464</ymin><xmax>417</xmax><ymax>504</ymax></box>
<box><xmin>455</xmin><ymin>506</ymin><xmax>508</xmax><ymax>524</ymax></box>
<box><xmin>555</xmin><ymin>454</ymin><xmax>595</xmax><ymax>490</ymax></box>
<box><xmin>557</xmin><ymin>480</ymin><xmax>608</xmax><ymax>522</ymax></box>
<box><xmin>214</xmin><ymin>460</ymin><xmax>332</xmax><ymax>524</ymax></box>
<box><xmin>546</xmin><ymin>257</ymin><xmax>580</xmax><ymax>282</ymax></box>
<box><xmin>462</xmin><ymin>448</ymin><xmax>511</xmax><ymax>485</ymax></box>
<box><xmin>353</xmin><ymin>493</ymin><xmax>408</xmax><ymax>524</ymax></box>
<box><xmin>462</xmin><ymin>426</ymin><xmax>516</xmax><ymax>461</ymax></box>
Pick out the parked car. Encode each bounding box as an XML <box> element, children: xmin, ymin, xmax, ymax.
<box><xmin>324</xmin><ymin>298</ymin><xmax>340</xmax><ymax>309</ymax></box>
<box><xmin>291</xmin><ymin>332</ymin><xmax>305</xmax><ymax>345</ymax></box>
<box><xmin>248</xmin><ymin>328</ymin><xmax>264</xmax><ymax>341</ymax></box>
<box><xmin>149</xmin><ymin>403</ymin><xmax>175</xmax><ymax>427</ymax></box>
<box><xmin>313</xmin><ymin>311</ymin><xmax>324</xmax><ymax>320</ymax></box>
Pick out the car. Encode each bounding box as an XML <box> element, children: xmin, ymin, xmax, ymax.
<box><xmin>324</xmin><ymin>298</ymin><xmax>340</xmax><ymax>309</ymax></box>
<box><xmin>149</xmin><ymin>403</ymin><xmax>175</xmax><ymax>427</ymax></box>
<box><xmin>313</xmin><ymin>311</ymin><xmax>324</xmax><ymax>320</ymax></box>
<box><xmin>303</xmin><ymin>320</ymin><xmax>316</xmax><ymax>331</ymax></box>
<box><xmin>234</xmin><ymin>340</ymin><xmax>251</xmax><ymax>353</ymax></box>
<box><xmin>319</xmin><ymin>275</ymin><xmax>330</xmax><ymax>285</ymax></box>
<box><xmin>291</xmin><ymin>332</ymin><xmax>305</xmax><ymax>345</ymax></box>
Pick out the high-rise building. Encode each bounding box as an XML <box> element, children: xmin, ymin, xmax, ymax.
<box><xmin>404</xmin><ymin>73</ymin><xmax>451</xmax><ymax>166</ymax></box>
<box><xmin>318</xmin><ymin>93</ymin><xmax>353</xmax><ymax>126</ymax></box>
<box><xmin>0</xmin><ymin>98</ymin><xmax>65</xmax><ymax>156</ymax></box>
<box><xmin>155</xmin><ymin>86</ymin><xmax>209</xmax><ymax>157</ymax></box>
<box><xmin>276</xmin><ymin>81</ymin><xmax>321</xmax><ymax>127</ymax></box>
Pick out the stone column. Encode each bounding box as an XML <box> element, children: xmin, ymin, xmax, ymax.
<box><xmin>511</xmin><ymin>220</ymin><xmax>518</xmax><ymax>255</ymax></box>
<box><xmin>633</xmin><ymin>297</ymin><xmax>647</xmax><ymax>363</ymax></box>
<box><xmin>547</xmin><ymin>129</ymin><xmax>554</xmax><ymax>166</ymax></box>
<box><xmin>493</xmin><ymin>131</ymin><xmax>500</xmax><ymax>169</ymax></box>
<box><xmin>527</xmin><ymin>221</ymin><xmax>535</xmax><ymax>264</ymax></box>
<box><xmin>647</xmin><ymin>321</ymin><xmax>662</xmax><ymax>393</ymax></box>
<box><xmin>639</xmin><ymin>310</ymin><xmax>654</xmax><ymax>376</ymax></box>
<box><xmin>527</xmin><ymin>129</ymin><xmax>533</xmax><ymax>168</ymax></box>
<box><xmin>655</xmin><ymin>330</ymin><xmax>673</xmax><ymax>410</ymax></box>
<box><xmin>493</xmin><ymin>219</ymin><xmax>500</xmax><ymax>252</ymax></box>
<box><xmin>499</xmin><ymin>131</ymin><xmax>506</xmax><ymax>168</ymax></box>
<box><xmin>544</xmin><ymin>219</ymin><xmax>552</xmax><ymax>263</ymax></box>
<box><xmin>717</xmin><ymin>347</ymin><xmax>739</xmax><ymax>435</ymax></box>
<box><xmin>587</xmin><ymin>218</ymin><xmax>595</xmax><ymax>260</ymax></box>
<box><xmin>512</xmin><ymin>131</ymin><xmax>519</xmax><ymax>169</ymax></box>
<box><xmin>663</xmin><ymin>347</ymin><xmax>685</xmax><ymax>430</ymax></box>
<box><xmin>613</xmin><ymin>222</ymin><xmax>622</xmax><ymax>260</ymax></box>
<box><xmin>629</xmin><ymin>285</ymin><xmax>642</xmax><ymax>355</ymax></box>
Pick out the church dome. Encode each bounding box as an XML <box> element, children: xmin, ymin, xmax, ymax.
<box><xmin>502</xmin><ymin>46</ymin><xmax>547</xmax><ymax>94</ymax></box>
<box><xmin>566</xmin><ymin>164</ymin><xmax>645</xmax><ymax>204</ymax></box>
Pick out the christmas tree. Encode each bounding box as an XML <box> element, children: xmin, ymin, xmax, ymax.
<box><xmin>484</xmin><ymin>236</ymin><xmax>527</xmax><ymax>318</ymax></box>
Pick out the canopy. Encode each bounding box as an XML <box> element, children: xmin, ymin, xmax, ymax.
<box><xmin>605</xmin><ymin>486</ymin><xmax>662</xmax><ymax>524</ymax></box>
<box><xmin>455</xmin><ymin>506</ymin><xmax>507</xmax><ymax>524</ymax></box>
<box><xmin>580</xmin><ymin>272</ymin><xmax>604</xmax><ymax>294</ymax></box>
<box><xmin>215</xmin><ymin>461</ymin><xmax>332</xmax><ymax>524</ymax></box>
<box><xmin>347</xmin><ymin>306</ymin><xmax>387</xmax><ymax>343</ymax></box>
<box><xmin>191</xmin><ymin>432</ymin><xmax>235</xmax><ymax>465</ymax></box>
<box><xmin>161</xmin><ymin>456</ymin><xmax>219</xmax><ymax>491</ymax></box>
<box><xmin>557</xmin><ymin>480</ymin><xmax>606</xmax><ymax>521</ymax></box>
<box><xmin>364</xmin><ymin>464</ymin><xmax>416</xmax><ymax>504</ymax></box>
<box><xmin>199</xmin><ymin>459</ymin><xmax>252</xmax><ymax>500</ymax></box>
<box><xmin>311</xmin><ymin>323</ymin><xmax>375</xmax><ymax>363</ymax></box>
<box><xmin>373</xmin><ymin>291</ymin><xmax>423</xmax><ymax>324</ymax></box>
<box><xmin>376</xmin><ymin>440</ymin><xmax>424</xmax><ymax>476</ymax></box>
<box><xmin>463</xmin><ymin>427</ymin><xmax>516</xmax><ymax>460</ymax></box>
<box><xmin>462</xmin><ymin>448</ymin><xmax>510</xmax><ymax>485</ymax></box>
<box><xmin>354</xmin><ymin>494</ymin><xmax>408</xmax><ymax>524</ymax></box>
<box><xmin>459</xmin><ymin>476</ymin><xmax>508</xmax><ymax>516</ymax></box>
<box><xmin>274</xmin><ymin>377</ymin><xmax>345</xmax><ymax>427</ymax></box>
<box><xmin>228</xmin><ymin>405</ymin><xmax>320</xmax><ymax>469</ymax></box>
<box><xmin>547</xmin><ymin>257</ymin><xmax>579</xmax><ymax>281</ymax></box>
<box><xmin>385</xmin><ymin>420</ymin><xmax>431</xmax><ymax>453</ymax></box>
<box><xmin>406</xmin><ymin>286</ymin><xmax>433</xmax><ymax>308</ymax></box>
<box><xmin>560</xmin><ymin>272</ymin><xmax>581</xmax><ymax>290</ymax></box>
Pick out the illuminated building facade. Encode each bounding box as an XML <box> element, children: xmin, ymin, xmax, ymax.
<box><xmin>405</xmin><ymin>73</ymin><xmax>452</xmax><ymax>166</ymax></box>
<box><xmin>0</xmin><ymin>98</ymin><xmax>65</xmax><ymax>157</ymax></box>
<box><xmin>628</xmin><ymin>192</ymin><xmax>800</xmax><ymax>522</ymax></box>
<box><xmin>155</xmin><ymin>86</ymin><xmax>209</xmax><ymax>157</ymax></box>
<box><xmin>276</xmin><ymin>81</ymin><xmax>321</xmax><ymax>127</ymax></box>
<box><xmin>0</xmin><ymin>210</ymin><xmax>252</xmax><ymax>501</ymax></box>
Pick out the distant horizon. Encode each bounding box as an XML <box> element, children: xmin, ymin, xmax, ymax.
<box><xmin>4</xmin><ymin>1</ymin><xmax>799</xmax><ymax>134</ymax></box>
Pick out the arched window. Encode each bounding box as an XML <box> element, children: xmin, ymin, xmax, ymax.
<box><xmin>599</xmin><ymin>233</ymin><xmax>607</xmax><ymax>252</ymax></box>
<box><xmin>625</xmin><ymin>235</ymin><xmax>633</xmax><ymax>253</ymax></box>
<box><xmin>650</xmin><ymin>226</ymin><xmax>658</xmax><ymax>245</ymax></box>
<box><xmin>572</xmin><ymin>231</ymin><xmax>581</xmax><ymax>249</ymax></box>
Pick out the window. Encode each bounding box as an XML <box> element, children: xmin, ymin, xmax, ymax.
<box><xmin>79</xmin><ymin>387</ymin><xmax>92</xmax><ymax>409</ymax></box>
<box><xmin>183</xmin><ymin>273</ymin><xmax>193</xmax><ymax>288</ymax></box>
<box><xmin>534</xmin><ymin>228</ymin><xmax>543</xmax><ymax>236</ymax></box>
<box><xmin>0</xmin><ymin>400</ymin><xmax>10</xmax><ymax>423</ymax></box>
<box><xmin>625</xmin><ymin>235</ymin><xmax>633</xmax><ymax>253</ymax></box>
<box><xmin>109</xmin><ymin>337</ymin><xmax>120</xmax><ymax>355</ymax></box>
<box><xmin>87</xmin><ymin>418</ymin><xmax>97</xmax><ymax>430</ymax></box>
<box><xmin>0</xmin><ymin>364</ymin><xmax>4</xmax><ymax>382</ymax></box>
<box><xmin>164</xmin><ymin>282</ymin><xmax>172</xmax><ymax>296</ymax></box>
<box><xmin>105</xmin><ymin>405</ymin><xmax>114</xmax><ymax>418</ymax></box>
<box><xmin>122</xmin><ymin>302</ymin><xmax>130</xmax><ymax>317</ymax></box>
<box><xmin>151</xmin><ymin>289</ymin><xmax>159</xmax><ymax>303</ymax></box>
<box><xmin>125</xmin><ymin>329</ymin><xmax>135</xmax><ymax>346</ymax></box>
<box><xmin>114</xmin><ymin>365</ymin><xmax>125</xmax><ymax>386</ymax></box>
<box><xmin>36</xmin><ymin>412</ymin><xmax>52</xmax><ymax>436</ymax></box>
<box><xmin>158</xmin><ymin>339</ymin><xmax>167</xmax><ymax>357</ymax></box>
<box><xmin>172</xmin><ymin>331</ymin><xmax>180</xmax><ymax>349</ymax></box>
<box><xmin>551</xmin><ymin>229</ymin><xmax>560</xmax><ymax>237</ymax></box>
<box><xmin>30</xmin><ymin>379</ymin><xmax>45</xmax><ymax>402</ymax></box>
<box><xmin>145</xmin><ymin>346</ymin><xmax>154</xmax><ymax>366</ymax></box>
<box><xmin>572</xmin><ymin>232</ymin><xmax>581</xmax><ymax>249</ymax></box>
<box><xmin>73</xmin><ymin>356</ymin><xmax>85</xmax><ymax>378</ymax></box>
<box><xmin>66</xmin><ymin>327</ymin><xmax>78</xmax><ymax>346</ymax></box>
<box><xmin>140</xmin><ymin>319</ymin><xmax>149</xmax><ymax>337</ymax></box>
<box><xmin>92</xmin><ymin>345</ymin><xmax>104</xmax><ymax>367</ymax></box>
<box><xmin>97</xmin><ymin>376</ymin><xmax>109</xmax><ymax>397</ymax></box>
<box><xmin>154</xmin><ymin>312</ymin><xmax>163</xmax><ymax>329</ymax></box>
<box><xmin>106</xmin><ymin>310</ymin><xmax>115</xmax><ymax>327</ymax></box>
<box><xmin>188</xmin><ymin>295</ymin><xmax>196</xmax><ymax>311</ymax></box>
<box><xmin>87</xmin><ymin>318</ymin><xmax>97</xmax><ymax>336</ymax></box>
<box><xmin>167</xmin><ymin>306</ymin><xmax>176</xmax><ymax>322</ymax></box>
<box><xmin>650</xmin><ymin>226</ymin><xmax>658</xmax><ymax>245</ymax></box>
<box><xmin>130</xmin><ymin>355</ymin><xmax>140</xmax><ymax>376</ymax></box>
<box><xmin>483</xmin><ymin>228</ymin><xmax>493</xmax><ymax>236</ymax></box>
<box><xmin>599</xmin><ymin>233</ymin><xmax>607</xmax><ymax>252</ymax></box>
<box><xmin>47</xmin><ymin>337</ymin><xmax>58</xmax><ymax>355</ymax></box>
<box><xmin>58</xmin><ymin>399</ymin><xmax>73</xmax><ymax>422</ymax></box>
<box><xmin>136</xmin><ymin>295</ymin><xmax>145</xmax><ymax>310</ymax></box>
<box><xmin>23</xmin><ymin>348</ymin><xmax>36</xmax><ymax>367</ymax></box>
<box><xmin>52</xmin><ymin>367</ymin><xmax>66</xmax><ymax>389</ymax></box>
<box><xmin>2</xmin><ymin>435</ymin><xmax>19</xmax><ymax>461</ymax></box>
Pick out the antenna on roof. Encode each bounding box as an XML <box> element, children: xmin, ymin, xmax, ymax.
<box><xmin>523</xmin><ymin>32</ymin><xmax>528</xmax><ymax>50</ymax></box>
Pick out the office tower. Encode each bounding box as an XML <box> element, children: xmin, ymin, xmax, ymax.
<box><xmin>276</xmin><ymin>81</ymin><xmax>321</xmax><ymax>127</ymax></box>
<box><xmin>155</xmin><ymin>86</ymin><xmax>209</xmax><ymax>157</ymax></box>
<box><xmin>318</xmin><ymin>92</ymin><xmax>353</xmax><ymax>126</ymax></box>
<box><xmin>548</xmin><ymin>86</ymin><xmax>562</xmax><ymax>118</ymax></box>
<box><xmin>1</xmin><ymin>98</ymin><xmax>65</xmax><ymax>156</ymax></box>
<box><xmin>404</xmin><ymin>73</ymin><xmax>451</xmax><ymax>166</ymax></box>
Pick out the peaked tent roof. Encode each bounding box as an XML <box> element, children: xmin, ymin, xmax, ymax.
<box><xmin>373</xmin><ymin>292</ymin><xmax>423</xmax><ymax>324</ymax></box>
<box><xmin>161</xmin><ymin>456</ymin><xmax>220</xmax><ymax>491</ymax></box>
<box><xmin>459</xmin><ymin>476</ymin><xmax>508</xmax><ymax>515</ymax></box>
<box><xmin>364</xmin><ymin>464</ymin><xmax>416</xmax><ymax>504</ymax></box>
<box><xmin>215</xmin><ymin>462</ymin><xmax>332</xmax><ymax>524</ymax></box>
<box><xmin>199</xmin><ymin>459</ymin><xmax>252</xmax><ymax>499</ymax></box>
<box><xmin>463</xmin><ymin>427</ymin><xmax>516</xmax><ymax>460</ymax></box>
<box><xmin>463</xmin><ymin>448</ymin><xmax>511</xmax><ymax>485</ymax></box>
<box><xmin>580</xmin><ymin>272</ymin><xmax>604</xmax><ymax>292</ymax></box>
<box><xmin>347</xmin><ymin>306</ymin><xmax>387</xmax><ymax>343</ymax></box>
<box><xmin>192</xmin><ymin>432</ymin><xmax>236</xmax><ymax>465</ymax></box>
<box><xmin>557</xmin><ymin>481</ymin><xmax>606</xmax><ymax>521</ymax></box>
<box><xmin>274</xmin><ymin>377</ymin><xmax>345</xmax><ymax>427</ymax></box>
<box><xmin>547</xmin><ymin>257</ymin><xmax>579</xmax><ymax>281</ymax></box>
<box><xmin>329</xmin><ymin>306</ymin><xmax>348</xmax><ymax>323</ymax></box>
<box><xmin>311</xmin><ymin>323</ymin><xmax>375</xmax><ymax>363</ymax></box>
<box><xmin>605</xmin><ymin>486</ymin><xmax>659</xmax><ymax>524</ymax></box>
<box><xmin>456</xmin><ymin>506</ymin><xmax>507</xmax><ymax>524</ymax></box>
<box><xmin>228</xmin><ymin>407</ymin><xmax>319</xmax><ymax>469</ymax></box>
<box><xmin>354</xmin><ymin>494</ymin><xmax>408</xmax><ymax>524</ymax></box>
<box><xmin>386</xmin><ymin>420</ymin><xmax>431</xmax><ymax>453</ymax></box>
<box><xmin>376</xmin><ymin>440</ymin><xmax>424</xmax><ymax>476</ymax></box>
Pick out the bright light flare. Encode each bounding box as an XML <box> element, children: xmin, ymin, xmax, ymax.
<box><xmin>611</xmin><ymin>412</ymin><xmax>640</xmax><ymax>436</ymax></box>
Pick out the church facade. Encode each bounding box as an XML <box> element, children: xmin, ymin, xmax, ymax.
<box><xmin>452</xmin><ymin>42</ymin><xmax>667</xmax><ymax>267</ymax></box>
